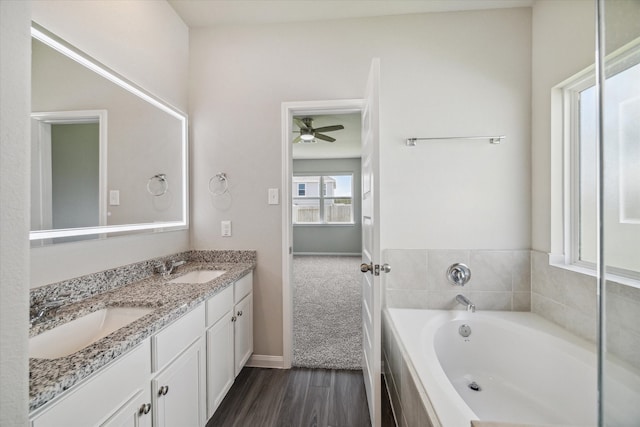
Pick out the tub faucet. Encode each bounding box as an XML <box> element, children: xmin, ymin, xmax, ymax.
<box><xmin>156</xmin><ymin>260</ymin><xmax>186</xmax><ymax>279</ymax></box>
<box><xmin>456</xmin><ymin>294</ymin><xmax>476</xmax><ymax>313</ymax></box>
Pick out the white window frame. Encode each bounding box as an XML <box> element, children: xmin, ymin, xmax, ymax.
<box><xmin>292</xmin><ymin>173</ymin><xmax>354</xmax><ymax>225</ymax></box>
<box><xmin>550</xmin><ymin>38</ymin><xmax>640</xmax><ymax>286</ymax></box>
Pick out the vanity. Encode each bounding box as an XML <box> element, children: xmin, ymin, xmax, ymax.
<box><xmin>28</xmin><ymin>250</ymin><xmax>256</xmax><ymax>427</ymax></box>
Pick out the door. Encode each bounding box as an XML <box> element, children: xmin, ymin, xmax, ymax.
<box><xmin>234</xmin><ymin>292</ymin><xmax>253</xmax><ymax>376</ymax></box>
<box><xmin>206</xmin><ymin>313</ymin><xmax>234</xmax><ymax>418</ymax></box>
<box><xmin>153</xmin><ymin>339</ymin><xmax>205</xmax><ymax>427</ymax></box>
<box><xmin>100</xmin><ymin>389</ymin><xmax>152</xmax><ymax>427</ymax></box>
<box><xmin>361</xmin><ymin>58</ymin><xmax>381</xmax><ymax>427</ymax></box>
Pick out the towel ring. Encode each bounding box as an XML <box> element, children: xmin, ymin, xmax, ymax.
<box><xmin>147</xmin><ymin>174</ymin><xmax>168</xmax><ymax>196</ymax></box>
<box><xmin>209</xmin><ymin>172</ymin><xmax>229</xmax><ymax>196</ymax></box>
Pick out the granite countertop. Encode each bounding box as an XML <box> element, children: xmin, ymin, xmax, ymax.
<box><xmin>28</xmin><ymin>260</ymin><xmax>255</xmax><ymax>412</ymax></box>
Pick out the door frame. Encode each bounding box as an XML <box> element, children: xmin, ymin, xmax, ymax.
<box><xmin>30</xmin><ymin>109</ymin><xmax>108</xmax><ymax>232</ymax></box>
<box><xmin>281</xmin><ymin>99</ymin><xmax>364</xmax><ymax>368</ymax></box>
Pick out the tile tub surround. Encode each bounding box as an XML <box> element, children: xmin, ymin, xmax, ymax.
<box><xmin>531</xmin><ymin>250</ymin><xmax>640</xmax><ymax>372</ymax></box>
<box><xmin>383</xmin><ymin>249</ymin><xmax>531</xmax><ymax>312</ymax></box>
<box><xmin>382</xmin><ymin>309</ymin><xmax>437</xmax><ymax>427</ymax></box>
<box><xmin>28</xmin><ymin>251</ymin><xmax>255</xmax><ymax>412</ymax></box>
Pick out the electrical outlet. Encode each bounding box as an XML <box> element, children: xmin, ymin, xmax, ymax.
<box><xmin>221</xmin><ymin>220</ymin><xmax>232</xmax><ymax>237</ymax></box>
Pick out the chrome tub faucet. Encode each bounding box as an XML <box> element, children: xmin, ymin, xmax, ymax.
<box><xmin>456</xmin><ymin>294</ymin><xmax>476</xmax><ymax>313</ymax></box>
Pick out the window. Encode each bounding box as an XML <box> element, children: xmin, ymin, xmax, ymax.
<box><xmin>555</xmin><ymin>42</ymin><xmax>640</xmax><ymax>281</ymax></box>
<box><xmin>292</xmin><ymin>174</ymin><xmax>353</xmax><ymax>224</ymax></box>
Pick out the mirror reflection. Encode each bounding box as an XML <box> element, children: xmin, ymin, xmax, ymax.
<box><xmin>30</xmin><ymin>25</ymin><xmax>187</xmax><ymax>243</ymax></box>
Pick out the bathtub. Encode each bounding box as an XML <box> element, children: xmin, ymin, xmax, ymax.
<box><xmin>384</xmin><ymin>308</ymin><xmax>640</xmax><ymax>427</ymax></box>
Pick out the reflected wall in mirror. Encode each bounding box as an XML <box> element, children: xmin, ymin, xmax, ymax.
<box><xmin>30</xmin><ymin>24</ymin><xmax>188</xmax><ymax>244</ymax></box>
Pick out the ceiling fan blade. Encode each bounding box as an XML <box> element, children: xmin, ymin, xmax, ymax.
<box><xmin>315</xmin><ymin>133</ymin><xmax>336</xmax><ymax>142</ymax></box>
<box><xmin>314</xmin><ymin>125</ymin><xmax>344</xmax><ymax>133</ymax></box>
<box><xmin>293</xmin><ymin>135</ymin><xmax>302</xmax><ymax>143</ymax></box>
<box><xmin>294</xmin><ymin>118</ymin><xmax>308</xmax><ymax>130</ymax></box>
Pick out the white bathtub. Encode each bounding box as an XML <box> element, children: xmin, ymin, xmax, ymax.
<box><xmin>385</xmin><ymin>308</ymin><xmax>640</xmax><ymax>427</ymax></box>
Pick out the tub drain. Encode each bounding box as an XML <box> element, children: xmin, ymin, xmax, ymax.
<box><xmin>468</xmin><ymin>381</ymin><xmax>481</xmax><ymax>391</ymax></box>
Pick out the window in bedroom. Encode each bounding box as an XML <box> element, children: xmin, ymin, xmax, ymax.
<box><xmin>292</xmin><ymin>174</ymin><xmax>353</xmax><ymax>225</ymax></box>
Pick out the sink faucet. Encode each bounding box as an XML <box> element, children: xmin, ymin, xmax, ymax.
<box><xmin>30</xmin><ymin>293</ymin><xmax>70</xmax><ymax>325</ymax></box>
<box><xmin>456</xmin><ymin>294</ymin><xmax>476</xmax><ymax>313</ymax></box>
<box><xmin>156</xmin><ymin>260</ymin><xmax>186</xmax><ymax>279</ymax></box>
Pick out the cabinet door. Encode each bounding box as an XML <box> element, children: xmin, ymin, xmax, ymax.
<box><xmin>100</xmin><ymin>389</ymin><xmax>152</xmax><ymax>427</ymax></box>
<box><xmin>206</xmin><ymin>311</ymin><xmax>234</xmax><ymax>419</ymax></box>
<box><xmin>153</xmin><ymin>338</ymin><xmax>205</xmax><ymax>427</ymax></box>
<box><xmin>234</xmin><ymin>292</ymin><xmax>253</xmax><ymax>376</ymax></box>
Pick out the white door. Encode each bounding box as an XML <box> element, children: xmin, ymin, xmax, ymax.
<box><xmin>361</xmin><ymin>58</ymin><xmax>381</xmax><ymax>427</ymax></box>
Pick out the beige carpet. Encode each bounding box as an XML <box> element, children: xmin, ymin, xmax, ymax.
<box><xmin>292</xmin><ymin>255</ymin><xmax>363</xmax><ymax>370</ymax></box>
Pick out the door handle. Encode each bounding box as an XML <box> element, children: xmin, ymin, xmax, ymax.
<box><xmin>360</xmin><ymin>263</ymin><xmax>373</xmax><ymax>273</ymax></box>
<box><xmin>361</xmin><ymin>263</ymin><xmax>391</xmax><ymax>275</ymax></box>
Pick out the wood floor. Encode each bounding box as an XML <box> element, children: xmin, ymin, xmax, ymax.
<box><xmin>206</xmin><ymin>367</ymin><xmax>396</xmax><ymax>427</ymax></box>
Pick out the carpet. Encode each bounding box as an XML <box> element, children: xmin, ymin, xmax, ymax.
<box><xmin>293</xmin><ymin>255</ymin><xmax>363</xmax><ymax>370</ymax></box>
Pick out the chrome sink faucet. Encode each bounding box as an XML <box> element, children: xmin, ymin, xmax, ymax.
<box><xmin>456</xmin><ymin>294</ymin><xmax>476</xmax><ymax>313</ymax></box>
<box><xmin>156</xmin><ymin>260</ymin><xmax>186</xmax><ymax>279</ymax></box>
<box><xmin>30</xmin><ymin>293</ymin><xmax>70</xmax><ymax>325</ymax></box>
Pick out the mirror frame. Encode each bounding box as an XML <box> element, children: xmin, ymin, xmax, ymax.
<box><xmin>29</xmin><ymin>23</ymin><xmax>188</xmax><ymax>241</ymax></box>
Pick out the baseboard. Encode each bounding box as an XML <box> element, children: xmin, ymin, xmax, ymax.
<box><xmin>246</xmin><ymin>354</ymin><xmax>286</xmax><ymax>369</ymax></box>
<box><xmin>293</xmin><ymin>252</ymin><xmax>361</xmax><ymax>256</ymax></box>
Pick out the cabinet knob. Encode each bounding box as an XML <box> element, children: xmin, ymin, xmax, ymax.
<box><xmin>158</xmin><ymin>385</ymin><xmax>169</xmax><ymax>396</ymax></box>
<box><xmin>237</xmin><ymin>310</ymin><xmax>243</xmax><ymax>316</ymax></box>
<box><xmin>138</xmin><ymin>403</ymin><xmax>151</xmax><ymax>415</ymax></box>
<box><xmin>231</xmin><ymin>315</ymin><xmax>237</xmax><ymax>322</ymax></box>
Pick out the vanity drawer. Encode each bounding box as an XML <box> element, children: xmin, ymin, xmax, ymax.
<box><xmin>30</xmin><ymin>339</ymin><xmax>151</xmax><ymax>427</ymax></box>
<box><xmin>234</xmin><ymin>272</ymin><xmax>253</xmax><ymax>303</ymax></box>
<box><xmin>152</xmin><ymin>304</ymin><xmax>204</xmax><ymax>372</ymax></box>
<box><xmin>206</xmin><ymin>285</ymin><xmax>233</xmax><ymax>327</ymax></box>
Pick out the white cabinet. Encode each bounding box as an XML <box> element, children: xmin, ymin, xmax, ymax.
<box><xmin>152</xmin><ymin>339</ymin><xmax>205</xmax><ymax>427</ymax></box>
<box><xmin>151</xmin><ymin>305</ymin><xmax>206</xmax><ymax>427</ymax></box>
<box><xmin>101</xmin><ymin>389</ymin><xmax>152</xmax><ymax>427</ymax></box>
<box><xmin>30</xmin><ymin>339</ymin><xmax>152</xmax><ymax>427</ymax></box>
<box><xmin>233</xmin><ymin>272</ymin><xmax>253</xmax><ymax>376</ymax></box>
<box><xmin>30</xmin><ymin>270</ymin><xmax>253</xmax><ymax>427</ymax></box>
<box><xmin>233</xmin><ymin>292</ymin><xmax>253</xmax><ymax>376</ymax></box>
<box><xmin>205</xmin><ymin>272</ymin><xmax>253</xmax><ymax>418</ymax></box>
<box><xmin>205</xmin><ymin>285</ymin><xmax>234</xmax><ymax>418</ymax></box>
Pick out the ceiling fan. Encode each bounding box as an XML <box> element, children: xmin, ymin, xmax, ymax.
<box><xmin>293</xmin><ymin>117</ymin><xmax>344</xmax><ymax>143</ymax></box>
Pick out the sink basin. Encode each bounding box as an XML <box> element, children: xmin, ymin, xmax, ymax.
<box><xmin>29</xmin><ymin>307</ymin><xmax>153</xmax><ymax>359</ymax></box>
<box><xmin>167</xmin><ymin>270</ymin><xmax>226</xmax><ymax>284</ymax></box>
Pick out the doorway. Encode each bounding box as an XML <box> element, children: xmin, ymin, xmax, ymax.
<box><xmin>281</xmin><ymin>100</ymin><xmax>364</xmax><ymax>370</ymax></box>
<box><xmin>30</xmin><ymin>110</ymin><xmax>107</xmax><ymax>244</ymax></box>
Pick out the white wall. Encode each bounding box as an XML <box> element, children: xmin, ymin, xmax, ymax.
<box><xmin>531</xmin><ymin>0</ymin><xmax>595</xmax><ymax>254</ymax></box>
<box><xmin>30</xmin><ymin>0</ymin><xmax>190</xmax><ymax>287</ymax></box>
<box><xmin>0</xmin><ymin>1</ymin><xmax>31</xmax><ymax>424</ymax></box>
<box><xmin>190</xmin><ymin>7</ymin><xmax>532</xmax><ymax>358</ymax></box>
<box><xmin>378</xmin><ymin>10</ymin><xmax>531</xmax><ymax>250</ymax></box>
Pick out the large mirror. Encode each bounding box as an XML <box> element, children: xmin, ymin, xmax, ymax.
<box><xmin>30</xmin><ymin>24</ymin><xmax>188</xmax><ymax>244</ymax></box>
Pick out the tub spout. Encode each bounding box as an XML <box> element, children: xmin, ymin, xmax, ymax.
<box><xmin>456</xmin><ymin>294</ymin><xmax>476</xmax><ymax>313</ymax></box>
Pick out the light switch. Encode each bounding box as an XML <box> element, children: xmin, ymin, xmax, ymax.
<box><xmin>221</xmin><ymin>220</ymin><xmax>232</xmax><ymax>237</ymax></box>
<box><xmin>109</xmin><ymin>190</ymin><xmax>120</xmax><ymax>206</ymax></box>
<box><xmin>268</xmin><ymin>188</ymin><xmax>279</xmax><ymax>205</ymax></box>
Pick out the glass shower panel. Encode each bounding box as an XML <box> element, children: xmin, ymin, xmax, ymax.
<box><xmin>601</xmin><ymin>0</ymin><xmax>640</xmax><ymax>425</ymax></box>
